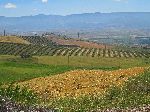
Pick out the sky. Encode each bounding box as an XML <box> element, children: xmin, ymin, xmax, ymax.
<box><xmin>0</xmin><ymin>0</ymin><xmax>150</xmax><ymax>17</ymax></box>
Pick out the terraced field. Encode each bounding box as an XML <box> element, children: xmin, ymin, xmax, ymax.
<box><xmin>0</xmin><ymin>42</ymin><xmax>149</xmax><ymax>58</ymax></box>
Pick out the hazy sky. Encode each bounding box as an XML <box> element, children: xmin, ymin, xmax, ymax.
<box><xmin>0</xmin><ymin>0</ymin><xmax>150</xmax><ymax>17</ymax></box>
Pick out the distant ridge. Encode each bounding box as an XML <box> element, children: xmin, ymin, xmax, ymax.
<box><xmin>0</xmin><ymin>12</ymin><xmax>150</xmax><ymax>31</ymax></box>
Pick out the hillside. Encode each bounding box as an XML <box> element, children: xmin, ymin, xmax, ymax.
<box><xmin>0</xmin><ymin>36</ymin><xmax>30</xmax><ymax>44</ymax></box>
<box><xmin>47</xmin><ymin>35</ymin><xmax>111</xmax><ymax>49</ymax></box>
<box><xmin>0</xmin><ymin>42</ymin><xmax>149</xmax><ymax>58</ymax></box>
<box><xmin>1</xmin><ymin>12</ymin><xmax>150</xmax><ymax>31</ymax></box>
<box><xmin>20</xmin><ymin>36</ymin><xmax>55</xmax><ymax>46</ymax></box>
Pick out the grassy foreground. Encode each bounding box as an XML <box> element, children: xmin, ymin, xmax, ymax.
<box><xmin>44</xmin><ymin>69</ymin><xmax>150</xmax><ymax>112</ymax></box>
<box><xmin>0</xmin><ymin>55</ymin><xmax>150</xmax><ymax>84</ymax></box>
<box><xmin>0</xmin><ymin>55</ymin><xmax>120</xmax><ymax>84</ymax></box>
<box><xmin>0</xmin><ymin>55</ymin><xmax>150</xmax><ymax>112</ymax></box>
<box><xmin>0</xmin><ymin>56</ymin><xmax>74</xmax><ymax>84</ymax></box>
<box><xmin>1</xmin><ymin>69</ymin><xmax>150</xmax><ymax>112</ymax></box>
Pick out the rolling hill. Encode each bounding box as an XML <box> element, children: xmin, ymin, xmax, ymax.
<box><xmin>47</xmin><ymin>34</ymin><xmax>111</xmax><ymax>49</ymax></box>
<box><xmin>0</xmin><ymin>36</ymin><xmax>30</xmax><ymax>44</ymax></box>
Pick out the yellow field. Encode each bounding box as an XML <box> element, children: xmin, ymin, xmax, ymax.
<box><xmin>0</xmin><ymin>36</ymin><xmax>30</xmax><ymax>44</ymax></box>
<box><xmin>17</xmin><ymin>67</ymin><xmax>147</xmax><ymax>99</ymax></box>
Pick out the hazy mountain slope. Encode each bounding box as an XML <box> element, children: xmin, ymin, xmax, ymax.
<box><xmin>0</xmin><ymin>12</ymin><xmax>150</xmax><ymax>31</ymax></box>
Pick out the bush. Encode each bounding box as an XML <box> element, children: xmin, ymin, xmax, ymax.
<box><xmin>20</xmin><ymin>53</ymin><xmax>32</xmax><ymax>59</ymax></box>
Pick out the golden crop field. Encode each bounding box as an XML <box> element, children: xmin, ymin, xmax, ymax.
<box><xmin>0</xmin><ymin>36</ymin><xmax>30</xmax><ymax>44</ymax></box>
<box><xmin>17</xmin><ymin>67</ymin><xmax>147</xmax><ymax>99</ymax></box>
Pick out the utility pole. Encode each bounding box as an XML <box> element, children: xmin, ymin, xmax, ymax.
<box><xmin>104</xmin><ymin>44</ymin><xmax>107</xmax><ymax>50</ymax></box>
<box><xmin>67</xmin><ymin>55</ymin><xmax>70</xmax><ymax>66</ymax></box>
<box><xmin>77</xmin><ymin>32</ymin><xmax>80</xmax><ymax>39</ymax></box>
<box><xmin>4</xmin><ymin>30</ymin><xmax>6</xmax><ymax>36</ymax></box>
<box><xmin>67</xmin><ymin>51</ymin><xmax>71</xmax><ymax>66</ymax></box>
<box><xmin>129</xmin><ymin>36</ymin><xmax>132</xmax><ymax>46</ymax></box>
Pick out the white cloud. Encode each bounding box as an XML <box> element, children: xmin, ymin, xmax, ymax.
<box><xmin>4</xmin><ymin>3</ymin><xmax>17</xmax><ymax>9</ymax></box>
<box><xmin>42</xmin><ymin>0</ymin><xmax>48</xmax><ymax>3</ymax></box>
<box><xmin>33</xmin><ymin>8</ymin><xmax>38</xmax><ymax>11</ymax></box>
<box><xmin>114</xmin><ymin>0</ymin><xmax>122</xmax><ymax>1</ymax></box>
<box><xmin>113</xmin><ymin>0</ymin><xmax>127</xmax><ymax>2</ymax></box>
<box><xmin>113</xmin><ymin>0</ymin><xmax>128</xmax><ymax>3</ymax></box>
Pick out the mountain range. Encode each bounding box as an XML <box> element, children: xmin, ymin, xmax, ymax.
<box><xmin>0</xmin><ymin>12</ymin><xmax>150</xmax><ymax>32</ymax></box>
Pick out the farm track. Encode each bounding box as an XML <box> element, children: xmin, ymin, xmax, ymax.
<box><xmin>0</xmin><ymin>42</ymin><xmax>149</xmax><ymax>58</ymax></box>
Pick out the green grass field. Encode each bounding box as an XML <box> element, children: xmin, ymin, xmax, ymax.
<box><xmin>0</xmin><ymin>55</ymin><xmax>121</xmax><ymax>84</ymax></box>
<box><xmin>0</xmin><ymin>55</ymin><xmax>150</xmax><ymax>84</ymax></box>
<box><xmin>0</xmin><ymin>56</ymin><xmax>74</xmax><ymax>84</ymax></box>
<box><xmin>37</xmin><ymin>56</ymin><xmax>150</xmax><ymax>68</ymax></box>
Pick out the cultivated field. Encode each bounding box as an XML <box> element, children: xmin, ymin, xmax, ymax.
<box><xmin>0</xmin><ymin>42</ymin><xmax>149</xmax><ymax>58</ymax></box>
